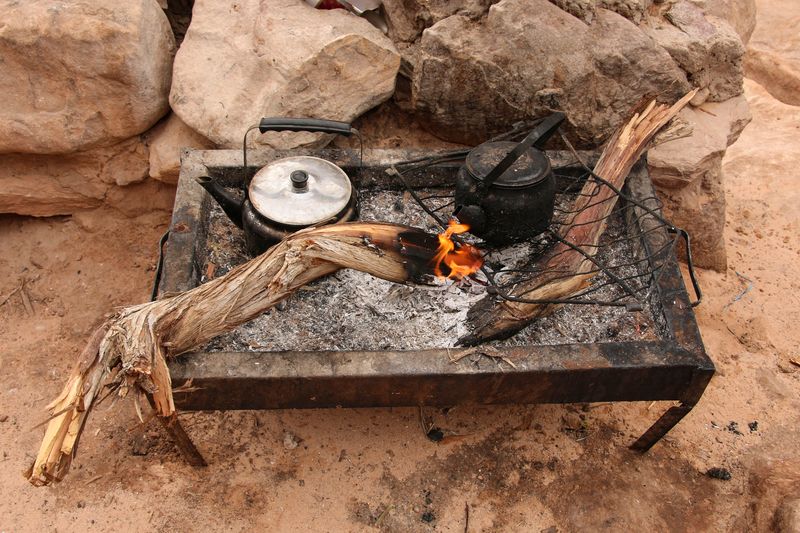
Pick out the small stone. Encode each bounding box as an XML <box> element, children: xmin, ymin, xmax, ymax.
<box><xmin>283</xmin><ymin>432</ymin><xmax>300</xmax><ymax>450</ymax></box>
<box><xmin>0</xmin><ymin>415</ymin><xmax>8</xmax><ymax>423</ymax></box>
<box><xmin>562</xmin><ymin>412</ymin><xmax>583</xmax><ymax>430</ymax></box>
<box><xmin>727</xmin><ymin>421</ymin><xmax>743</xmax><ymax>435</ymax></box>
<box><xmin>131</xmin><ymin>434</ymin><xmax>151</xmax><ymax>456</ymax></box>
<box><xmin>690</xmin><ymin>87</ymin><xmax>711</xmax><ymax>107</ymax></box>
<box><xmin>706</xmin><ymin>467</ymin><xmax>732</xmax><ymax>480</ymax></box>
<box><xmin>426</xmin><ymin>427</ymin><xmax>444</xmax><ymax>442</ymax></box>
<box><xmin>421</xmin><ymin>511</ymin><xmax>435</xmax><ymax>523</ymax></box>
<box><xmin>748</xmin><ymin>421</ymin><xmax>759</xmax><ymax>432</ymax></box>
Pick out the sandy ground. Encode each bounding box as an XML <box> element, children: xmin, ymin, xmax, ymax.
<box><xmin>2</xmin><ymin>23</ymin><xmax>800</xmax><ymax>533</ymax></box>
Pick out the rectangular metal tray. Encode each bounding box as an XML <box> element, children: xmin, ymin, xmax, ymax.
<box><xmin>159</xmin><ymin>148</ymin><xmax>714</xmax><ymax>451</ymax></box>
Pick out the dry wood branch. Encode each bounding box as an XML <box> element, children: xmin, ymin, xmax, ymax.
<box><xmin>28</xmin><ymin>222</ymin><xmax>437</xmax><ymax>486</ymax></box>
<box><xmin>460</xmin><ymin>91</ymin><xmax>698</xmax><ymax>346</ymax></box>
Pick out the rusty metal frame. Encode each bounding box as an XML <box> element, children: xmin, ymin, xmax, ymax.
<box><xmin>158</xmin><ymin>148</ymin><xmax>714</xmax><ymax>459</ymax></box>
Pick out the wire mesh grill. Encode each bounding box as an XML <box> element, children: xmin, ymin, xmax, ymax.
<box><xmin>390</xmin><ymin>127</ymin><xmax>700</xmax><ymax>312</ymax></box>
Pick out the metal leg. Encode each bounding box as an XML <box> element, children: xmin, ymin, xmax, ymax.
<box><xmin>147</xmin><ymin>395</ymin><xmax>207</xmax><ymax>466</ymax></box>
<box><xmin>156</xmin><ymin>413</ymin><xmax>208</xmax><ymax>466</ymax></box>
<box><xmin>630</xmin><ymin>364</ymin><xmax>714</xmax><ymax>452</ymax></box>
<box><xmin>629</xmin><ymin>403</ymin><xmax>694</xmax><ymax>452</ymax></box>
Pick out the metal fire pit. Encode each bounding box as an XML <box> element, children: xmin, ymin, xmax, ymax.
<box><xmin>158</xmin><ymin>147</ymin><xmax>713</xmax><ymax>453</ymax></box>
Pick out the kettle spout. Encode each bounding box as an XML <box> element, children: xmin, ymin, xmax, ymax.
<box><xmin>195</xmin><ymin>176</ymin><xmax>244</xmax><ymax>229</ymax></box>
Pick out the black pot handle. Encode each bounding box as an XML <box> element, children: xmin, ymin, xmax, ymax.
<box><xmin>258</xmin><ymin>117</ymin><xmax>353</xmax><ymax>136</ymax></box>
<box><xmin>482</xmin><ymin>112</ymin><xmax>566</xmax><ymax>188</ymax></box>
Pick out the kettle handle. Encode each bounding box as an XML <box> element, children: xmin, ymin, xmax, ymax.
<box><xmin>482</xmin><ymin>112</ymin><xmax>565</xmax><ymax>188</ymax></box>
<box><xmin>257</xmin><ymin>117</ymin><xmax>354</xmax><ymax>136</ymax></box>
<box><xmin>242</xmin><ymin>117</ymin><xmax>362</xmax><ymax>188</ymax></box>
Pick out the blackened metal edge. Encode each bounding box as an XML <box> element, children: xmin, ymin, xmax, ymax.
<box><xmin>168</xmin><ymin>341</ymin><xmax>701</xmax><ymax>411</ymax></box>
<box><xmin>159</xmin><ymin>149</ymin><xmax>210</xmax><ymax>295</ymax></box>
<box><xmin>624</xmin><ymin>159</ymin><xmax>715</xmax><ymax>405</ymax></box>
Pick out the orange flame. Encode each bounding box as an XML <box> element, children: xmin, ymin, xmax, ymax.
<box><xmin>431</xmin><ymin>219</ymin><xmax>484</xmax><ymax>280</ymax></box>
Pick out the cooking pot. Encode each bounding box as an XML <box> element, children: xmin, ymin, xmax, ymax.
<box><xmin>196</xmin><ymin>118</ymin><xmax>358</xmax><ymax>255</ymax></box>
<box><xmin>454</xmin><ymin>112</ymin><xmax>565</xmax><ymax>245</ymax></box>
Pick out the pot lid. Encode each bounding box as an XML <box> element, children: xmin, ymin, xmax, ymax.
<box><xmin>466</xmin><ymin>141</ymin><xmax>551</xmax><ymax>189</ymax></box>
<box><xmin>249</xmin><ymin>156</ymin><xmax>352</xmax><ymax>226</ymax></box>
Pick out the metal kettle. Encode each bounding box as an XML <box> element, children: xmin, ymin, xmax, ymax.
<box><xmin>196</xmin><ymin>118</ymin><xmax>359</xmax><ymax>255</ymax></box>
<box><xmin>454</xmin><ymin>112</ymin><xmax>566</xmax><ymax>245</ymax></box>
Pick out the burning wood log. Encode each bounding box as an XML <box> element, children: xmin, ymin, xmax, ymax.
<box><xmin>459</xmin><ymin>90</ymin><xmax>698</xmax><ymax>346</ymax></box>
<box><xmin>27</xmin><ymin>222</ymin><xmax>482</xmax><ymax>486</ymax></box>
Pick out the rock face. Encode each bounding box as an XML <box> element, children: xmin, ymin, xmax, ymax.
<box><xmin>744</xmin><ymin>440</ymin><xmax>800</xmax><ymax>532</ymax></box>
<box><xmin>0</xmin><ymin>137</ymin><xmax>150</xmax><ymax>217</ymax></box>
<box><xmin>548</xmin><ymin>0</ymin><xmax>651</xmax><ymax>24</ymax></box>
<box><xmin>648</xmin><ymin>94</ymin><xmax>751</xmax><ymax>271</ymax></box>
<box><xmin>407</xmin><ymin>0</ymin><xmax>691</xmax><ymax>146</ymax></box>
<box><xmin>383</xmin><ymin>0</ymin><xmax>496</xmax><ymax>43</ymax></box>
<box><xmin>170</xmin><ymin>0</ymin><xmax>401</xmax><ymax>149</ymax></box>
<box><xmin>0</xmin><ymin>0</ymin><xmax>175</xmax><ymax>154</ymax></box>
<box><xmin>692</xmin><ymin>0</ymin><xmax>757</xmax><ymax>43</ymax></box>
<box><xmin>644</xmin><ymin>1</ymin><xmax>744</xmax><ymax>105</ymax></box>
<box><xmin>147</xmin><ymin>114</ymin><xmax>214</xmax><ymax>184</ymax></box>
<box><xmin>745</xmin><ymin>0</ymin><xmax>800</xmax><ymax>106</ymax></box>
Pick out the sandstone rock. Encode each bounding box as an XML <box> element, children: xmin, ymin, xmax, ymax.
<box><xmin>0</xmin><ymin>0</ymin><xmax>175</xmax><ymax>155</ymax></box>
<box><xmin>598</xmin><ymin>0</ymin><xmax>650</xmax><ymax>23</ymax></box>
<box><xmin>546</xmin><ymin>0</ymin><xmax>650</xmax><ymax>24</ymax></box>
<box><xmin>774</xmin><ymin>499</ymin><xmax>800</xmax><ymax>533</ymax></box>
<box><xmin>0</xmin><ymin>137</ymin><xmax>150</xmax><ymax>217</ymax></box>
<box><xmin>647</xmin><ymin>94</ymin><xmax>751</xmax><ymax>270</ymax></box>
<box><xmin>170</xmin><ymin>0</ymin><xmax>400</xmax><ymax>150</ymax></box>
<box><xmin>689</xmin><ymin>0</ymin><xmax>757</xmax><ymax>43</ymax></box>
<box><xmin>744</xmin><ymin>441</ymin><xmax>800</xmax><ymax>533</ymax></box>
<box><xmin>744</xmin><ymin>0</ymin><xmax>800</xmax><ymax>106</ymax></box>
<box><xmin>649</xmin><ymin>95</ymin><xmax>750</xmax><ymax>188</ymax></box>
<box><xmin>147</xmin><ymin>114</ymin><xmax>214</xmax><ymax>184</ymax></box>
<box><xmin>652</xmin><ymin>160</ymin><xmax>728</xmax><ymax>271</ymax></box>
<box><xmin>383</xmin><ymin>0</ymin><xmax>495</xmax><ymax>43</ymax></box>
<box><xmin>645</xmin><ymin>1</ymin><xmax>745</xmax><ymax>104</ymax></box>
<box><xmin>548</xmin><ymin>0</ymin><xmax>597</xmax><ymax>23</ymax></box>
<box><xmin>410</xmin><ymin>0</ymin><xmax>690</xmax><ymax>146</ymax></box>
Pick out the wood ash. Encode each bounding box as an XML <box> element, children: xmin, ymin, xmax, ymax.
<box><xmin>202</xmin><ymin>188</ymin><xmax>660</xmax><ymax>352</ymax></box>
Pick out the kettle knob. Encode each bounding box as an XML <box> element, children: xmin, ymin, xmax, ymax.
<box><xmin>457</xmin><ymin>205</ymin><xmax>487</xmax><ymax>235</ymax></box>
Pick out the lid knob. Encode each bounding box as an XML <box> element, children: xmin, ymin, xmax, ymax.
<box><xmin>290</xmin><ymin>170</ymin><xmax>309</xmax><ymax>192</ymax></box>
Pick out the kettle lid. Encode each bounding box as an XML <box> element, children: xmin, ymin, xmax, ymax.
<box><xmin>249</xmin><ymin>156</ymin><xmax>352</xmax><ymax>226</ymax></box>
<box><xmin>465</xmin><ymin>141</ymin><xmax>551</xmax><ymax>189</ymax></box>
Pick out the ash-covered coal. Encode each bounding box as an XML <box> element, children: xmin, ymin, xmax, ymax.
<box><xmin>202</xmin><ymin>188</ymin><xmax>659</xmax><ymax>352</ymax></box>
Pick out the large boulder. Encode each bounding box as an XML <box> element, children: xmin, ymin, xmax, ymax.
<box><xmin>644</xmin><ymin>1</ymin><xmax>745</xmax><ymax>105</ymax></box>
<box><xmin>690</xmin><ymin>0</ymin><xmax>757</xmax><ymax>44</ymax></box>
<box><xmin>170</xmin><ymin>0</ymin><xmax>401</xmax><ymax>150</ymax></box>
<box><xmin>744</xmin><ymin>0</ymin><xmax>800</xmax><ymax>106</ymax></box>
<box><xmin>0</xmin><ymin>138</ymin><xmax>151</xmax><ymax>217</ymax></box>
<box><xmin>648</xmin><ymin>94</ymin><xmax>751</xmax><ymax>271</ymax></box>
<box><xmin>0</xmin><ymin>0</ymin><xmax>175</xmax><ymax>155</ymax></box>
<box><xmin>407</xmin><ymin>0</ymin><xmax>691</xmax><ymax>146</ymax></box>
